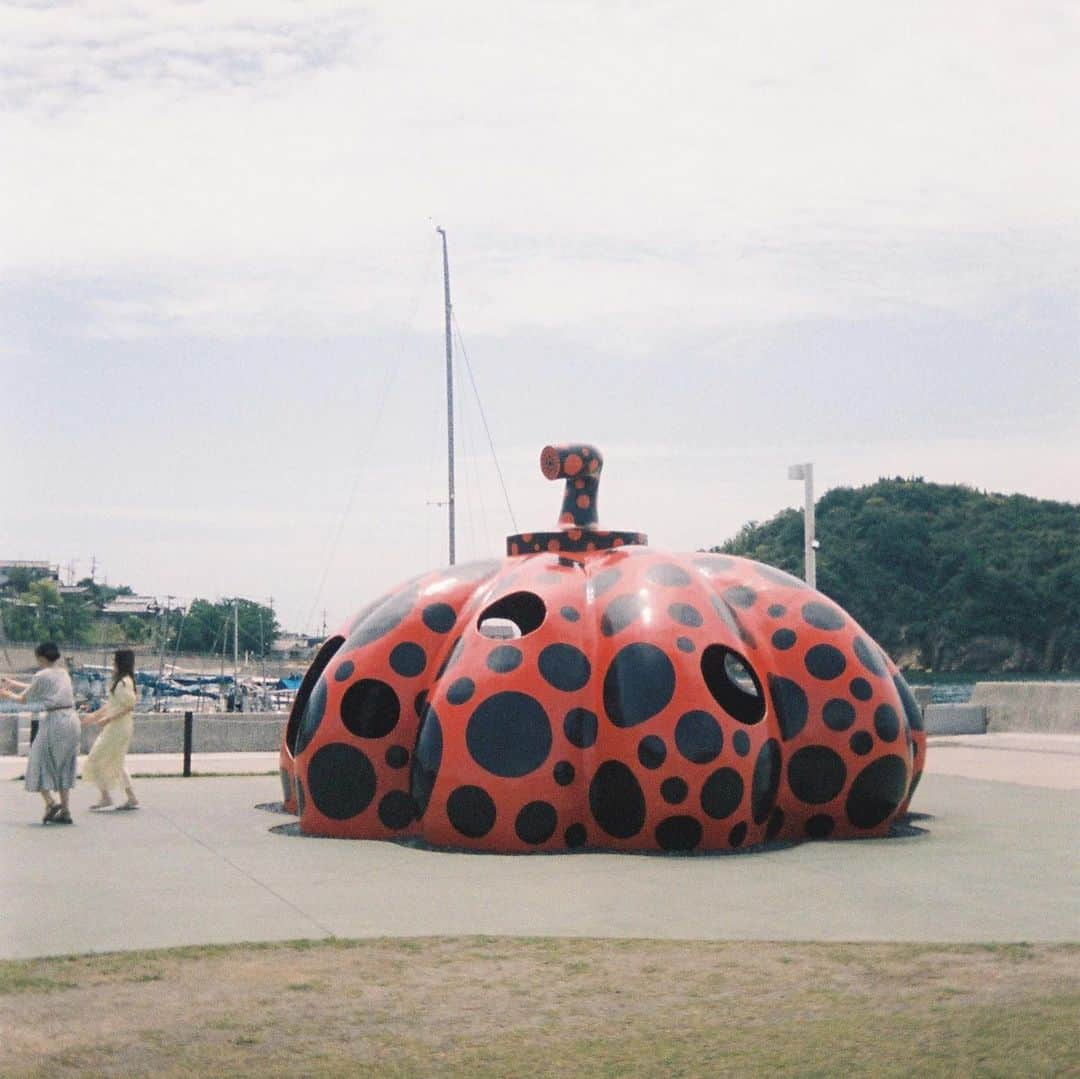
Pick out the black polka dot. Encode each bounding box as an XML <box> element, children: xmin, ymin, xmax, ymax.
<box><xmin>341</xmin><ymin>679</ymin><xmax>400</xmax><ymax>739</ymax></box>
<box><xmin>751</xmin><ymin>738</ymin><xmax>781</xmax><ymax>824</ymax></box>
<box><xmin>765</xmin><ymin>807</ymin><xmax>784</xmax><ymax>841</ymax></box>
<box><xmin>553</xmin><ymin>761</ymin><xmax>575</xmax><ymax>786</ymax></box>
<box><xmin>846</xmin><ymin>755</ymin><xmax>909</xmax><ymax>829</ymax></box>
<box><xmin>647</xmin><ymin>563</ymin><xmax>693</xmax><ymax>587</ymax></box>
<box><xmin>853</xmin><ymin>636</ymin><xmax>886</xmax><ymax>676</ymax></box>
<box><xmin>728</xmin><ymin>822</ymin><xmax>748</xmax><ymax>847</ymax></box>
<box><xmin>422</xmin><ymin>602</ymin><xmax>456</xmax><ymax>634</ymax></box>
<box><xmin>294</xmin><ymin>675</ymin><xmax>327</xmax><ymax>755</ymax></box>
<box><xmin>700</xmin><ymin>767</ymin><xmax>744</xmax><ymax>819</ymax></box>
<box><xmin>723</xmin><ymin>585</ymin><xmax>757</xmax><ymax>609</ymax></box>
<box><xmin>850</xmin><ymin>730</ymin><xmax>873</xmax><ymax>755</ymax></box>
<box><xmin>804</xmin><ymin>644</ymin><xmax>847</xmax><ymax>680</ymax></box>
<box><xmin>515</xmin><ymin>801</ymin><xmax>557</xmax><ymax>844</ymax></box>
<box><xmin>733</xmin><ymin>730</ymin><xmax>750</xmax><ymax>757</ymax></box>
<box><xmin>669</xmin><ymin>603</ymin><xmax>704</xmax><ymax>628</ymax></box>
<box><xmin>874</xmin><ymin>703</ymin><xmax>900</xmax><ymax>742</ymax></box>
<box><xmin>446</xmin><ymin>785</ymin><xmax>496</xmax><ymax>838</ymax></box>
<box><xmin>591</xmin><ymin>567</ymin><xmax>622</xmax><ymax>597</ymax></box>
<box><xmin>801</xmin><ymin>601</ymin><xmax>845</xmax><ymax>631</ymax></box>
<box><xmin>805</xmin><ymin>814</ymin><xmax>835</xmax><ymax>838</ymax></box>
<box><xmin>767</xmin><ymin>604</ymin><xmax>786</xmax><ymax>618</ymax></box>
<box><xmin>378</xmin><ymin>790</ymin><xmax>416</xmax><ymax>829</ymax></box>
<box><xmin>466</xmin><ymin>692</ymin><xmax>552</xmax><ymax>778</ymax></box>
<box><xmin>410</xmin><ymin>707</ymin><xmax>442</xmax><ymax>816</ymax></box>
<box><xmin>676</xmin><ymin>636</ymin><xmax>695</xmax><ymax>653</ymax></box>
<box><xmin>771</xmin><ymin>628</ymin><xmax>797</xmax><ymax>650</ymax></box>
<box><xmin>637</xmin><ymin>735</ymin><xmax>666</xmax><ymax>769</ymax></box>
<box><xmin>563</xmin><ymin>708</ymin><xmax>598</xmax><ymax>749</ymax></box>
<box><xmin>787</xmin><ymin>746</ymin><xmax>847</xmax><ymax>805</ymax></box>
<box><xmin>768</xmin><ymin>675</ymin><xmax>808</xmax><ymax>741</ymax></box>
<box><xmin>564</xmin><ymin>823</ymin><xmax>587</xmax><ymax>848</ymax></box>
<box><xmin>413</xmin><ymin>690</ymin><xmax>428</xmax><ymax>718</ymax></box>
<box><xmin>385</xmin><ymin>745</ymin><xmax>409</xmax><ymax>769</ymax></box>
<box><xmin>345</xmin><ymin>589</ymin><xmax>417</xmax><ymax>650</ymax></box>
<box><xmin>660</xmin><ymin>776</ymin><xmax>688</xmax><ymax>804</ymax></box>
<box><xmin>446</xmin><ymin>677</ymin><xmax>475</xmax><ymax>705</ymax></box>
<box><xmin>307</xmin><ymin>743</ymin><xmax>376</xmax><ymax>821</ymax></box>
<box><xmin>486</xmin><ymin>645</ymin><xmax>523</xmax><ymax>673</ymax></box>
<box><xmin>709</xmin><ymin>593</ymin><xmax>741</xmax><ymax>634</ymax></box>
<box><xmin>693</xmin><ymin>555</ymin><xmax>734</xmax><ymax>574</ymax></box>
<box><xmin>823</xmin><ymin>698</ymin><xmax>856</xmax><ymax>731</ymax></box>
<box><xmin>674</xmin><ymin>710</ymin><xmax>724</xmax><ymax>764</ymax></box>
<box><xmin>893</xmin><ymin>675</ymin><xmax>925</xmax><ymax>732</ymax></box>
<box><xmin>850</xmin><ymin>678</ymin><xmax>873</xmax><ymax>701</ymax></box>
<box><xmin>538</xmin><ymin>643</ymin><xmax>592</xmax><ymax>692</ymax></box>
<box><xmin>389</xmin><ymin>642</ymin><xmax>426</xmax><ymax>678</ymax></box>
<box><xmin>334</xmin><ymin>660</ymin><xmax>355</xmax><ymax>682</ymax></box>
<box><xmin>589</xmin><ymin>760</ymin><xmax>646</xmax><ymax>839</ymax></box>
<box><xmin>603</xmin><ymin>643</ymin><xmax>676</xmax><ymax>728</ymax></box>
<box><xmin>600</xmin><ymin>593</ymin><xmax>645</xmax><ymax>637</ymax></box>
<box><xmin>655</xmin><ymin>815</ymin><xmax>702</xmax><ymax>851</ymax></box>
<box><xmin>560</xmin><ymin>605</ymin><xmax>581</xmax><ymax>622</ymax></box>
<box><xmin>752</xmin><ymin>562</ymin><xmax>808</xmax><ymax>589</ymax></box>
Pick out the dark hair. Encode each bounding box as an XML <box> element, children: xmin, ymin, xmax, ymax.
<box><xmin>34</xmin><ymin>641</ymin><xmax>61</xmax><ymax>663</ymax></box>
<box><xmin>112</xmin><ymin>649</ymin><xmax>136</xmax><ymax>693</ymax></box>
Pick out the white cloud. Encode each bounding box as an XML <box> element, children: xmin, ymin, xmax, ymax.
<box><xmin>1</xmin><ymin>1</ymin><xmax>1077</xmax><ymax>340</ymax></box>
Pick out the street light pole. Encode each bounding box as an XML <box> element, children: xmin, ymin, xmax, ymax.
<box><xmin>787</xmin><ymin>463</ymin><xmax>816</xmax><ymax>590</ymax></box>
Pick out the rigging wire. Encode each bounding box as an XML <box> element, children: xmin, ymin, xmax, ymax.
<box><xmin>451</xmin><ymin>311</ymin><xmax>518</xmax><ymax>532</ymax></box>
<box><xmin>298</xmin><ymin>250</ymin><xmax>437</xmax><ymax>635</ymax></box>
<box><xmin>461</xmin><ymin>375</ymin><xmax>491</xmax><ymax>557</ymax></box>
<box><xmin>459</xmin><ymin>380</ymin><xmax>486</xmax><ymax>561</ymax></box>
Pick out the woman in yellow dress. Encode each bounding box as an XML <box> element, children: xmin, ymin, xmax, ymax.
<box><xmin>81</xmin><ymin>649</ymin><xmax>139</xmax><ymax>811</ymax></box>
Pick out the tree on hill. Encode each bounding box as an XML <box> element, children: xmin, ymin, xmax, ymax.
<box><xmin>0</xmin><ymin>578</ymin><xmax>96</xmax><ymax>644</ymax></box>
<box><xmin>714</xmin><ymin>478</ymin><xmax>1080</xmax><ymax>673</ymax></box>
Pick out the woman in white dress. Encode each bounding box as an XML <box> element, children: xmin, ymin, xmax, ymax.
<box><xmin>1</xmin><ymin>641</ymin><xmax>80</xmax><ymax>824</ymax></box>
<box><xmin>81</xmin><ymin>649</ymin><xmax>139</xmax><ymax>811</ymax></box>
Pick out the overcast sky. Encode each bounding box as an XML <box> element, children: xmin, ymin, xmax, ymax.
<box><xmin>2</xmin><ymin>1</ymin><xmax>1077</xmax><ymax>634</ymax></box>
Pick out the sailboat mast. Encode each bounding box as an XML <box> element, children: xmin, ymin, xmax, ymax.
<box><xmin>437</xmin><ymin>226</ymin><xmax>456</xmax><ymax>565</ymax></box>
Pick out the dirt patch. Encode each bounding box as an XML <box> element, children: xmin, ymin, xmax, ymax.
<box><xmin>1</xmin><ymin>938</ymin><xmax>1077</xmax><ymax>1077</ymax></box>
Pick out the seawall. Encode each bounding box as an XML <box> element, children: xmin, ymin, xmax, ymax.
<box><xmin>969</xmin><ymin>682</ymin><xmax>1080</xmax><ymax>734</ymax></box>
<box><xmin>0</xmin><ymin>712</ymin><xmax>284</xmax><ymax>756</ymax></box>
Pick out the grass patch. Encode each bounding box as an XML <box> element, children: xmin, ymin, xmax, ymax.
<box><xmin>0</xmin><ymin>938</ymin><xmax>1076</xmax><ymax>1077</ymax></box>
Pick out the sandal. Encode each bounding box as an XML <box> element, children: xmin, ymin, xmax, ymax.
<box><xmin>116</xmin><ymin>801</ymin><xmax>139</xmax><ymax>811</ymax></box>
<box><xmin>89</xmin><ymin>800</ymin><xmax>113</xmax><ymax>811</ymax></box>
<box><xmin>53</xmin><ymin>809</ymin><xmax>73</xmax><ymax>824</ymax></box>
<box><xmin>43</xmin><ymin>803</ymin><xmax>60</xmax><ymax>824</ymax></box>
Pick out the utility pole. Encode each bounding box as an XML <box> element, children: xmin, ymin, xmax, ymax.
<box><xmin>156</xmin><ymin>596</ymin><xmax>174</xmax><ymax>712</ymax></box>
<box><xmin>788</xmin><ymin>463</ymin><xmax>816</xmax><ymax>590</ymax></box>
<box><xmin>436</xmin><ymin>226</ymin><xmax>456</xmax><ymax>565</ymax></box>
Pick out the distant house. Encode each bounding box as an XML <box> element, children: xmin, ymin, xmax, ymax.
<box><xmin>102</xmin><ymin>595</ymin><xmax>161</xmax><ymax>618</ymax></box>
<box><xmin>0</xmin><ymin>560</ymin><xmax>59</xmax><ymax>589</ymax></box>
<box><xmin>270</xmin><ymin>633</ymin><xmax>318</xmax><ymax>659</ymax></box>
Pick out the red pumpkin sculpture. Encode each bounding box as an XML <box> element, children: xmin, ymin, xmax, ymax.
<box><xmin>279</xmin><ymin>444</ymin><xmax>925</xmax><ymax>851</ymax></box>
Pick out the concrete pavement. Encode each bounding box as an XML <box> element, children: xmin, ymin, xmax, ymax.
<box><xmin>1</xmin><ymin>736</ymin><xmax>1077</xmax><ymax>959</ymax></box>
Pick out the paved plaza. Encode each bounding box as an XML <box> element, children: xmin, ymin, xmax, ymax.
<box><xmin>1</xmin><ymin>735</ymin><xmax>1077</xmax><ymax>959</ymax></box>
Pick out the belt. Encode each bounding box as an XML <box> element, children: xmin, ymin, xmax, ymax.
<box><xmin>42</xmin><ymin>704</ymin><xmax>74</xmax><ymax>712</ymax></box>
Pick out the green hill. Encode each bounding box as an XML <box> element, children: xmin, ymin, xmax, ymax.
<box><xmin>714</xmin><ymin>478</ymin><xmax>1080</xmax><ymax>673</ymax></box>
